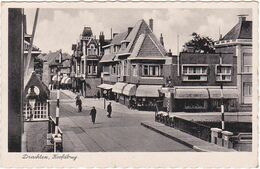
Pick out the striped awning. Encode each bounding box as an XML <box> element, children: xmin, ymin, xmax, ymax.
<box><xmin>208</xmin><ymin>88</ymin><xmax>238</xmax><ymax>99</ymax></box>
<box><xmin>122</xmin><ymin>84</ymin><xmax>136</xmax><ymax>96</ymax></box>
<box><xmin>61</xmin><ymin>76</ymin><xmax>68</xmax><ymax>84</ymax></box>
<box><xmin>52</xmin><ymin>75</ymin><xmax>58</xmax><ymax>82</ymax></box>
<box><xmin>98</xmin><ymin>83</ymin><xmax>113</xmax><ymax>90</ymax></box>
<box><xmin>136</xmin><ymin>85</ymin><xmax>162</xmax><ymax>97</ymax></box>
<box><xmin>112</xmin><ymin>82</ymin><xmax>127</xmax><ymax>94</ymax></box>
<box><xmin>65</xmin><ymin>78</ymin><xmax>72</xmax><ymax>84</ymax></box>
<box><xmin>175</xmin><ymin>88</ymin><xmax>209</xmax><ymax>99</ymax></box>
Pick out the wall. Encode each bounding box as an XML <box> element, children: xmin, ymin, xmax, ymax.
<box><xmin>8</xmin><ymin>8</ymin><xmax>23</xmax><ymax>152</ymax></box>
<box><xmin>85</xmin><ymin>77</ymin><xmax>101</xmax><ymax>97</ymax></box>
<box><xmin>24</xmin><ymin>121</ymin><xmax>48</xmax><ymax>152</ymax></box>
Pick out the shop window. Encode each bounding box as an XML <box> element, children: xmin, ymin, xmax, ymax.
<box><xmin>243</xmin><ymin>53</ymin><xmax>252</xmax><ymax>73</ymax></box>
<box><xmin>184</xmin><ymin>100</ymin><xmax>205</xmax><ymax>109</ymax></box>
<box><xmin>93</xmin><ymin>65</ymin><xmax>97</xmax><ymax>74</ymax></box>
<box><xmin>243</xmin><ymin>83</ymin><xmax>252</xmax><ymax>96</ymax></box>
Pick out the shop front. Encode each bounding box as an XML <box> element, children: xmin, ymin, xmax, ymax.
<box><xmin>208</xmin><ymin>88</ymin><xmax>239</xmax><ymax>112</ymax></box>
<box><xmin>112</xmin><ymin>82</ymin><xmax>127</xmax><ymax>103</ymax></box>
<box><xmin>136</xmin><ymin>85</ymin><xmax>163</xmax><ymax>111</ymax></box>
<box><xmin>174</xmin><ymin>88</ymin><xmax>209</xmax><ymax>112</ymax></box>
<box><xmin>97</xmin><ymin>83</ymin><xmax>114</xmax><ymax>100</ymax></box>
<box><xmin>122</xmin><ymin>84</ymin><xmax>137</xmax><ymax>108</ymax></box>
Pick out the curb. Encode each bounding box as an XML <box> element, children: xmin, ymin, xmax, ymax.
<box><xmin>141</xmin><ymin>122</ymin><xmax>208</xmax><ymax>152</ymax></box>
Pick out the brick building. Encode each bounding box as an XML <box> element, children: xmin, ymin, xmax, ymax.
<box><xmin>99</xmin><ymin>19</ymin><xmax>172</xmax><ymax>110</ymax></box>
<box><xmin>71</xmin><ymin>27</ymin><xmax>110</xmax><ymax>97</ymax></box>
<box><xmin>215</xmin><ymin>15</ymin><xmax>252</xmax><ymax>111</ymax></box>
<box><xmin>162</xmin><ymin>52</ymin><xmax>238</xmax><ymax>112</ymax></box>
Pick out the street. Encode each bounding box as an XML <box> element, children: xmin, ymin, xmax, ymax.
<box><xmin>50</xmin><ymin>90</ymin><xmax>195</xmax><ymax>152</ymax></box>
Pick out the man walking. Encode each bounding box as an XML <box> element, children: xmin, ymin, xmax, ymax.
<box><xmin>90</xmin><ymin>106</ymin><xmax>97</xmax><ymax>124</ymax></box>
<box><xmin>107</xmin><ymin>102</ymin><xmax>112</xmax><ymax>118</ymax></box>
<box><xmin>76</xmin><ymin>95</ymin><xmax>82</xmax><ymax>112</ymax></box>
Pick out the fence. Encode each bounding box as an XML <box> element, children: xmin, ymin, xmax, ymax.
<box><xmin>48</xmin><ymin>116</ymin><xmax>63</xmax><ymax>152</ymax></box>
<box><xmin>231</xmin><ymin>133</ymin><xmax>252</xmax><ymax>151</ymax></box>
<box><xmin>155</xmin><ymin>114</ymin><xmax>212</xmax><ymax>142</ymax></box>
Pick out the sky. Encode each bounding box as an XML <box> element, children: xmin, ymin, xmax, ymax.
<box><xmin>24</xmin><ymin>8</ymin><xmax>252</xmax><ymax>55</ymax></box>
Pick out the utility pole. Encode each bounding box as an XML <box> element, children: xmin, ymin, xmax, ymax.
<box><xmin>219</xmin><ymin>52</ymin><xmax>225</xmax><ymax>130</ymax></box>
<box><xmin>54</xmin><ymin>49</ymin><xmax>62</xmax><ymax>152</ymax></box>
<box><xmin>25</xmin><ymin>8</ymin><xmax>39</xmax><ymax>76</ymax></box>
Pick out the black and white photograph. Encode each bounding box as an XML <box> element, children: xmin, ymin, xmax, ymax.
<box><xmin>1</xmin><ymin>1</ymin><xmax>258</xmax><ymax>168</ymax></box>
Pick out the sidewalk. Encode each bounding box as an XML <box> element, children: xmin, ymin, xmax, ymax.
<box><xmin>141</xmin><ymin>121</ymin><xmax>236</xmax><ymax>152</ymax></box>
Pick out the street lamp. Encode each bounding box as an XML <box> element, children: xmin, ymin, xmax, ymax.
<box><xmin>26</xmin><ymin>86</ymin><xmax>38</xmax><ymax>120</ymax></box>
<box><xmin>103</xmin><ymin>90</ymin><xmax>107</xmax><ymax>109</ymax></box>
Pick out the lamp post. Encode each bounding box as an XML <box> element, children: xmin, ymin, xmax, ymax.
<box><xmin>26</xmin><ymin>86</ymin><xmax>38</xmax><ymax>120</ymax></box>
<box><xmin>103</xmin><ymin>90</ymin><xmax>107</xmax><ymax>109</ymax></box>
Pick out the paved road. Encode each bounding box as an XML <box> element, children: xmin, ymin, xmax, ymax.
<box><xmin>50</xmin><ymin>90</ymin><xmax>194</xmax><ymax>152</ymax></box>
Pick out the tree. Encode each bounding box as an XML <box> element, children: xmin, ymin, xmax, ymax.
<box><xmin>183</xmin><ymin>32</ymin><xmax>215</xmax><ymax>53</ymax></box>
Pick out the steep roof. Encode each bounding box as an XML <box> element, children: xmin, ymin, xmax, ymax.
<box><xmin>111</xmin><ymin>31</ymin><xmax>128</xmax><ymax>45</ymax></box>
<box><xmin>221</xmin><ymin>21</ymin><xmax>252</xmax><ymax>40</ymax></box>
<box><xmin>82</xmin><ymin>27</ymin><xmax>93</xmax><ymax>37</ymax></box>
<box><xmin>42</xmin><ymin>51</ymin><xmax>71</xmax><ymax>66</ymax></box>
<box><xmin>24</xmin><ymin>71</ymin><xmax>50</xmax><ymax>101</ymax></box>
<box><xmin>99</xmin><ymin>53</ymin><xmax>115</xmax><ymax>63</ymax></box>
<box><xmin>118</xmin><ymin>19</ymin><xmax>167</xmax><ymax>58</ymax></box>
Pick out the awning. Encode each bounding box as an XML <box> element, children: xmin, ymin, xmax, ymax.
<box><xmin>208</xmin><ymin>88</ymin><xmax>238</xmax><ymax>99</ymax></box>
<box><xmin>175</xmin><ymin>88</ymin><xmax>209</xmax><ymax>99</ymax></box>
<box><xmin>136</xmin><ymin>85</ymin><xmax>162</xmax><ymax>97</ymax></box>
<box><xmin>112</xmin><ymin>82</ymin><xmax>127</xmax><ymax>94</ymax></box>
<box><xmin>65</xmin><ymin>78</ymin><xmax>72</xmax><ymax>84</ymax></box>
<box><xmin>98</xmin><ymin>83</ymin><xmax>113</xmax><ymax>90</ymax></box>
<box><xmin>52</xmin><ymin>75</ymin><xmax>58</xmax><ymax>81</ymax></box>
<box><xmin>122</xmin><ymin>84</ymin><xmax>136</xmax><ymax>96</ymax></box>
<box><xmin>223</xmin><ymin>88</ymin><xmax>238</xmax><ymax>98</ymax></box>
<box><xmin>208</xmin><ymin>89</ymin><xmax>222</xmax><ymax>99</ymax></box>
<box><xmin>61</xmin><ymin>77</ymin><xmax>68</xmax><ymax>84</ymax></box>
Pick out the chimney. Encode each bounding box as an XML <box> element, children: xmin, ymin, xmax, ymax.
<box><xmin>160</xmin><ymin>33</ymin><xmax>164</xmax><ymax>46</ymax></box>
<box><xmin>238</xmin><ymin>15</ymin><xmax>247</xmax><ymax>23</ymax></box>
<box><xmin>219</xmin><ymin>34</ymin><xmax>222</xmax><ymax>40</ymax></box>
<box><xmin>149</xmin><ymin>18</ymin><xmax>153</xmax><ymax>31</ymax></box>
<box><xmin>128</xmin><ymin>27</ymin><xmax>133</xmax><ymax>35</ymax></box>
<box><xmin>167</xmin><ymin>49</ymin><xmax>172</xmax><ymax>57</ymax></box>
<box><xmin>99</xmin><ymin>31</ymin><xmax>105</xmax><ymax>45</ymax></box>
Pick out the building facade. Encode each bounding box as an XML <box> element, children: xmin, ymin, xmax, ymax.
<box><xmin>99</xmin><ymin>19</ymin><xmax>172</xmax><ymax>110</ymax></box>
<box><xmin>215</xmin><ymin>15</ymin><xmax>252</xmax><ymax>111</ymax></box>
<box><xmin>162</xmin><ymin>52</ymin><xmax>238</xmax><ymax>112</ymax></box>
<box><xmin>71</xmin><ymin>27</ymin><xmax>110</xmax><ymax>97</ymax></box>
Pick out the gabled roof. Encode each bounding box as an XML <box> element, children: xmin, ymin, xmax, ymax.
<box><xmin>86</xmin><ymin>38</ymin><xmax>98</xmax><ymax>46</ymax></box>
<box><xmin>24</xmin><ymin>71</ymin><xmax>50</xmax><ymax>101</ymax></box>
<box><xmin>111</xmin><ymin>31</ymin><xmax>128</xmax><ymax>45</ymax></box>
<box><xmin>118</xmin><ymin>19</ymin><xmax>167</xmax><ymax>58</ymax></box>
<box><xmin>41</xmin><ymin>51</ymin><xmax>71</xmax><ymax>66</ymax></box>
<box><xmin>221</xmin><ymin>20</ymin><xmax>252</xmax><ymax>40</ymax></box>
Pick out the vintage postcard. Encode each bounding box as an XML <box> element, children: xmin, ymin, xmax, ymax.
<box><xmin>0</xmin><ymin>1</ymin><xmax>258</xmax><ymax>168</ymax></box>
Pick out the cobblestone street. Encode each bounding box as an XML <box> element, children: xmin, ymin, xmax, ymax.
<box><xmin>50</xmin><ymin>90</ymin><xmax>195</xmax><ymax>152</ymax></box>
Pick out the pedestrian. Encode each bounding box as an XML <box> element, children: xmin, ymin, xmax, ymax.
<box><xmin>107</xmin><ymin>102</ymin><xmax>112</xmax><ymax>118</ymax></box>
<box><xmin>76</xmin><ymin>96</ymin><xmax>82</xmax><ymax>112</ymax></box>
<box><xmin>90</xmin><ymin>106</ymin><xmax>97</xmax><ymax>124</ymax></box>
<box><xmin>97</xmin><ymin>90</ymin><xmax>100</xmax><ymax>100</ymax></box>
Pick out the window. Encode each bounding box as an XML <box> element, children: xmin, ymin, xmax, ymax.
<box><xmin>243</xmin><ymin>83</ymin><xmax>252</xmax><ymax>96</ymax></box>
<box><xmin>88</xmin><ymin>65</ymin><xmax>92</xmax><ymax>74</ymax></box>
<box><xmin>216</xmin><ymin>65</ymin><xmax>232</xmax><ymax>82</ymax></box>
<box><xmin>132</xmin><ymin>65</ymin><xmax>137</xmax><ymax>76</ymax></box>
<box><xmin>23</xmin><ymin>102</ymin><xmax>48</xmax><ymax>121</ymax></box>
<box><xmin>143</xmin><ymin>65</ymin><xmax>149</xmax><ymax>76</ymax></box>
<box><xmin>112</xmin><ymin>66</ymin><xmax>116</xmax><ymax>74</ymax></box>
<box><xmin>142</xmin><ymin>65</ymin><xmax>161</xmax><ymax>76</ymax></box>
<box><xmin>87</xmin><ymin>44</ymin><xmax>96</xmax><ymax>55</ymax></box>
<box><xmin>93</xmin><ymin>65</ymin><xmax>97</xmax><ymax>74</ymax></box>
<box><xmin>243</xmin><ymin>53</ymin><xmax>252</xmax><ymax>73</ymax></box>
<box><xmin>123</xmin><ymin>60</ymin><xmax>128</xmax><ymax>76</ymax></box>
<box><xmin>182</xmin><ymin>65</ymin><xmax>208</xmax><ymax>81</ymax></box>
<box><xmin>184</xmin><ymin>100</ymin><xmax>205</xmax><ymax>109</ymax></box>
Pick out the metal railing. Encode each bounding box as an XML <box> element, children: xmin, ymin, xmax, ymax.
<box><xmin>48</xmin><ymin>116</ymin><xmax>63</xmax><ymax>152</ymax></box>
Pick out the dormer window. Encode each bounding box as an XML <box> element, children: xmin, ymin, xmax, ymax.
<box><xmin>87</xmin><ymin>44</ymin><xmax>97</xmax><ymax>55</ymax></box>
